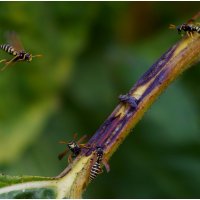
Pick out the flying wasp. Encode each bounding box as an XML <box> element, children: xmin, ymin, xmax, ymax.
<box><xmin>169</xmin><ymin>11</ymin><xmax>200</xmax><ymax>37</ymax></box>
<box><xmin>58</xmin><ymin>133</ymin><xmax>88</xmax><ymax>163</ymax></box>
<box><xmin>89</xmin><ymin>146</ymin><xmax>110</xmax><ymax>182</ymax></box>
<box><xmin>0</xmin><ymin>32</ymin><xmax>42</xmax><ymax>71</ymax></box>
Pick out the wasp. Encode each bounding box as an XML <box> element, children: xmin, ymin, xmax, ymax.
<box><xmin>89</xmin><ymin>146</ymin><xmax>110</xmax><ymax>182</ymax></box>
<box><xmin>169</xmin><ymin>12</ymin><xmax>200</xmax><ymax>37</ymax></box>
<box><xmin>0</xmin><ymin>32</ymin><xmax>42</xmax><ymax>71</ymax></box>
<box><xmin>58</xmin><ymin>133</ymin><xmax>88</xmax><ymax>163</ymax></box>
<box><xmin>169</xmin><ymin>23</ymin><xmax>200</xmax><ymax>37</ymax></box>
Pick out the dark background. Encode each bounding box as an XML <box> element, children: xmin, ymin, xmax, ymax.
<box><xmin>0</xmin><ymin>2</ymin><xmax>200</xmax><ymax>198</ymax></box>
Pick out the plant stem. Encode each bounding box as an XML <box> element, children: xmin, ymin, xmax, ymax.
<box><xmin>58</xmin><ymin>33</ymin><xmax>200</xmax><ymax>198</ymax></box>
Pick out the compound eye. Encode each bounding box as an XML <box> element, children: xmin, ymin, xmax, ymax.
<box><xmin>25</xmin><ymin>54</ymin><xmax>32</xmax><ymax>61</ymax></box>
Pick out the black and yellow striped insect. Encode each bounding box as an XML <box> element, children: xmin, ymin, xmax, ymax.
<box><xmin>58</xmin><ymin>133</ymin><xmax>88</xmax><ymax>163</ymax></box>
<box><xmin>0</xmin><ymin>32</ymin><xmax>42</xmax><ymax>71</ymax></box>
<box><xmin>89</xmin><ymin>146</ymin><xmax>110</xmax><ymax>181</ymax></box>
<box><xmin>169</xmin><ymin>11</ymin><xmax>200</xmax><ymax>37</ymax></box>
<box><xmin>89</xmin><ymin>146</ymin><xmax>104</xmax><ymax>181</ymax></box>
<box><xmin>169</xmin><ymin>23</ymin><xmax>200</xmax><ymax>37</ymax></box>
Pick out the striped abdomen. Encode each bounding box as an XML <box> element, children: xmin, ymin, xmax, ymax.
<box><xmin>194</xmin><ymin>25</ymin><xmax>200</xmax><ymax>33</ymax></box>
<box><xmin>89</xmin><ymin>162</ymin><xmax>102</xmax><ymax>181</ymax></box>
<box><xmin>0</xmin><ymin>44</ymin><xmax>18</xmax><ymax>56</ymax></box>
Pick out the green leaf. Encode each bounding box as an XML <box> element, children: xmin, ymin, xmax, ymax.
<box><xmin>0</xmin><ymin>188</ymin><xmax>56</xmax><ymax>199</ymax></box>
<box><xmin>0</xmin><ymin>174</ymin><xmax>57</xmax><ymax>199</ymax></box>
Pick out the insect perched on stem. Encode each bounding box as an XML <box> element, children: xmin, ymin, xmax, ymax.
<box><xmin>169</xmin><ymin>11</ymin><xmax>200</xmax><ymax>38</ymax></box>
<box><xmin>58</xmin><ymin>133</ymin><xmax>88</xmax><ymax>163</ymax></box>
<box><xmin>89</xmin><ymin>146</ymin><xmax>110</xmax><ymax>182</ymax></box>
<box><xmin>0</xmin><ymin>32</ymin><xmax>42</xmax><ymax>72</ymax></box>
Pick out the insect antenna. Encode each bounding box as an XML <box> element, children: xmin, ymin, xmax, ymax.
<box><xmin>32</xmin><ymin>54</ymin><xmax>43</xmax><ymax>58</ymax></box>
<box><xmin>169</xmin><ymin>24</ymin><xmax>176</xmax><ymax>29</ymax></box>
<box><xmin>59</xmin><ymin>140</ymin><xmax>68</xmax><ymax>144</ymax></box>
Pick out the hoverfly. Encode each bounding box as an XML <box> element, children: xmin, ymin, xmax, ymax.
<box><xmin>58</xmin><ymin>133</ymin><xmax>88</xmax><ymax>163</ymax></box>
<box><xmin>169</xmin><ymin>11</ymin><xmax>200</xmax><ymax>37</ymax></box>
<box><xmin>0</xmin><ymin>32</ymin><xmax>42</xmax><ymax>72</ymax></box>
<box><xmin>89</xmin><ymin>146</ymin><xmax>110</xmax><ymax>182</ymax></box>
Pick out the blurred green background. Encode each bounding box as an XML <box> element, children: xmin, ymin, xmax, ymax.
<box><xmin>0</xmin><ymin>2</ymin><xmax>200</xmax><ymax>198</ymax></box>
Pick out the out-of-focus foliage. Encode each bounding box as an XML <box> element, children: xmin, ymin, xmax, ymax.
<box><xmin>0</xmin><ymin>188</ymin><xmax>56</xmax><ymax>199</ymax></box>
<box><xmin>0</xmin><ymin>2</ymin><xmax>200</xmax><ymax>198</ymax></box>
<box><xmin>0</xmin><ymin>174</ymin><xmax>57</xmax><ymax>198</ymax></box>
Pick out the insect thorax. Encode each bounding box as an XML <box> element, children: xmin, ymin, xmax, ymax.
<box><xmin>96</xmin><ymin>146</ymin><xmax>104</xmax><ymax>162</ymax></box>
<box><xmin>68</xmin><ymin>142</ymin><xmax>81</xmax><ymax>156</ymax></box>
<box><xmin>177</xmin><ymin>23</ymin><xmax>200</xmax><ymax>34</ymax></box>
<box><xmin>18</xmin><ymin>51</ymin><xmax>32</xmax><ymax>61</ymax></box>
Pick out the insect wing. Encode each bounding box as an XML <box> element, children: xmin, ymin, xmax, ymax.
<box><xmin>58</xmin><ymin>149</ymin><xmax>69</xmax><ymax>160</ymax></box>
<box><xmin>58</xmin><ymin>140</ymin><xmax>70</xmax><ymax>160</ymax></box>
<box><xmin>90</xmin><ymin>152</ymin><xmax>98</xmax><ymax>168</ymax></box>
<box><xmin>186</xmin><ymin>12</ymin><xmax>200</xmax><ymax>25</ymax></box>
<box><xmin>5</xmin><ymin>31</ymin><xmax>24</xmax><ymax>52</ymax></box>
<box><xmin>102</xmin><ymin>159</ymin><xmax>110</xmax><ymax>172</ymax></box>
<box><xmin>73</xmin><ymin>133</ymin><xmax>78</xmax><ymax>140</ymax></box>
<box><xmin>77</xmin><ymin>134</ymin><xmax>87</xmax><ymax>144</ymax></box>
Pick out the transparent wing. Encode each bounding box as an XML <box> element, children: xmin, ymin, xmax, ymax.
<box><xmin>102</xmin><ymin>159</ymin><xmax>110</xmax><ymax>172</ymax></box>
<box><xmin>187</xmin><ymin>11</ymin><xmax>200</xmax><ymax>24</ymax></box>
<box><xmin>5</xmin><ymin>31</ymin><xmax>24</xmax><ymax>52</ymax></box>
<box><xmin>77</xmin><ymin>134</ymin><xmax>87</xmax><ymax>144</ymax></box>
<box><xmin>58</xmin><ymin>140</ymin><xmax>69</xmax><ymax>160</ymax></box>
<box><xmin>58</xmin><ymin>149</ymin><xmax>69</xmax><ymax>160</ymax></box>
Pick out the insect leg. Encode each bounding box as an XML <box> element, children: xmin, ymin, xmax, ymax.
<box><xmin>97</xmin><ymin>166</ymin><xmax>103</xmax><ymax>174</ymax></box>
<box><xmin>68</xmin><ymin>154</ymin><xmax>73</xmax><ymax>163</ymax></box>
<box><xmin>1</xmin><ymin>63</ymin><xmax>11</xmax><ymax>72</ymax></box>
<box><xmin>0</xmin><ymin>59</ymin><xmax>7</xmax><ymax>63</ymax></box>
<box><xmin>1</xmin><ymin>55</ymin><xmax>18</xmax><ymax>71</ymax></box>
<box><xmin>186</xmin><ymin>31</ymin><xmax>194</xmax><ymax>38</ymax></box>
